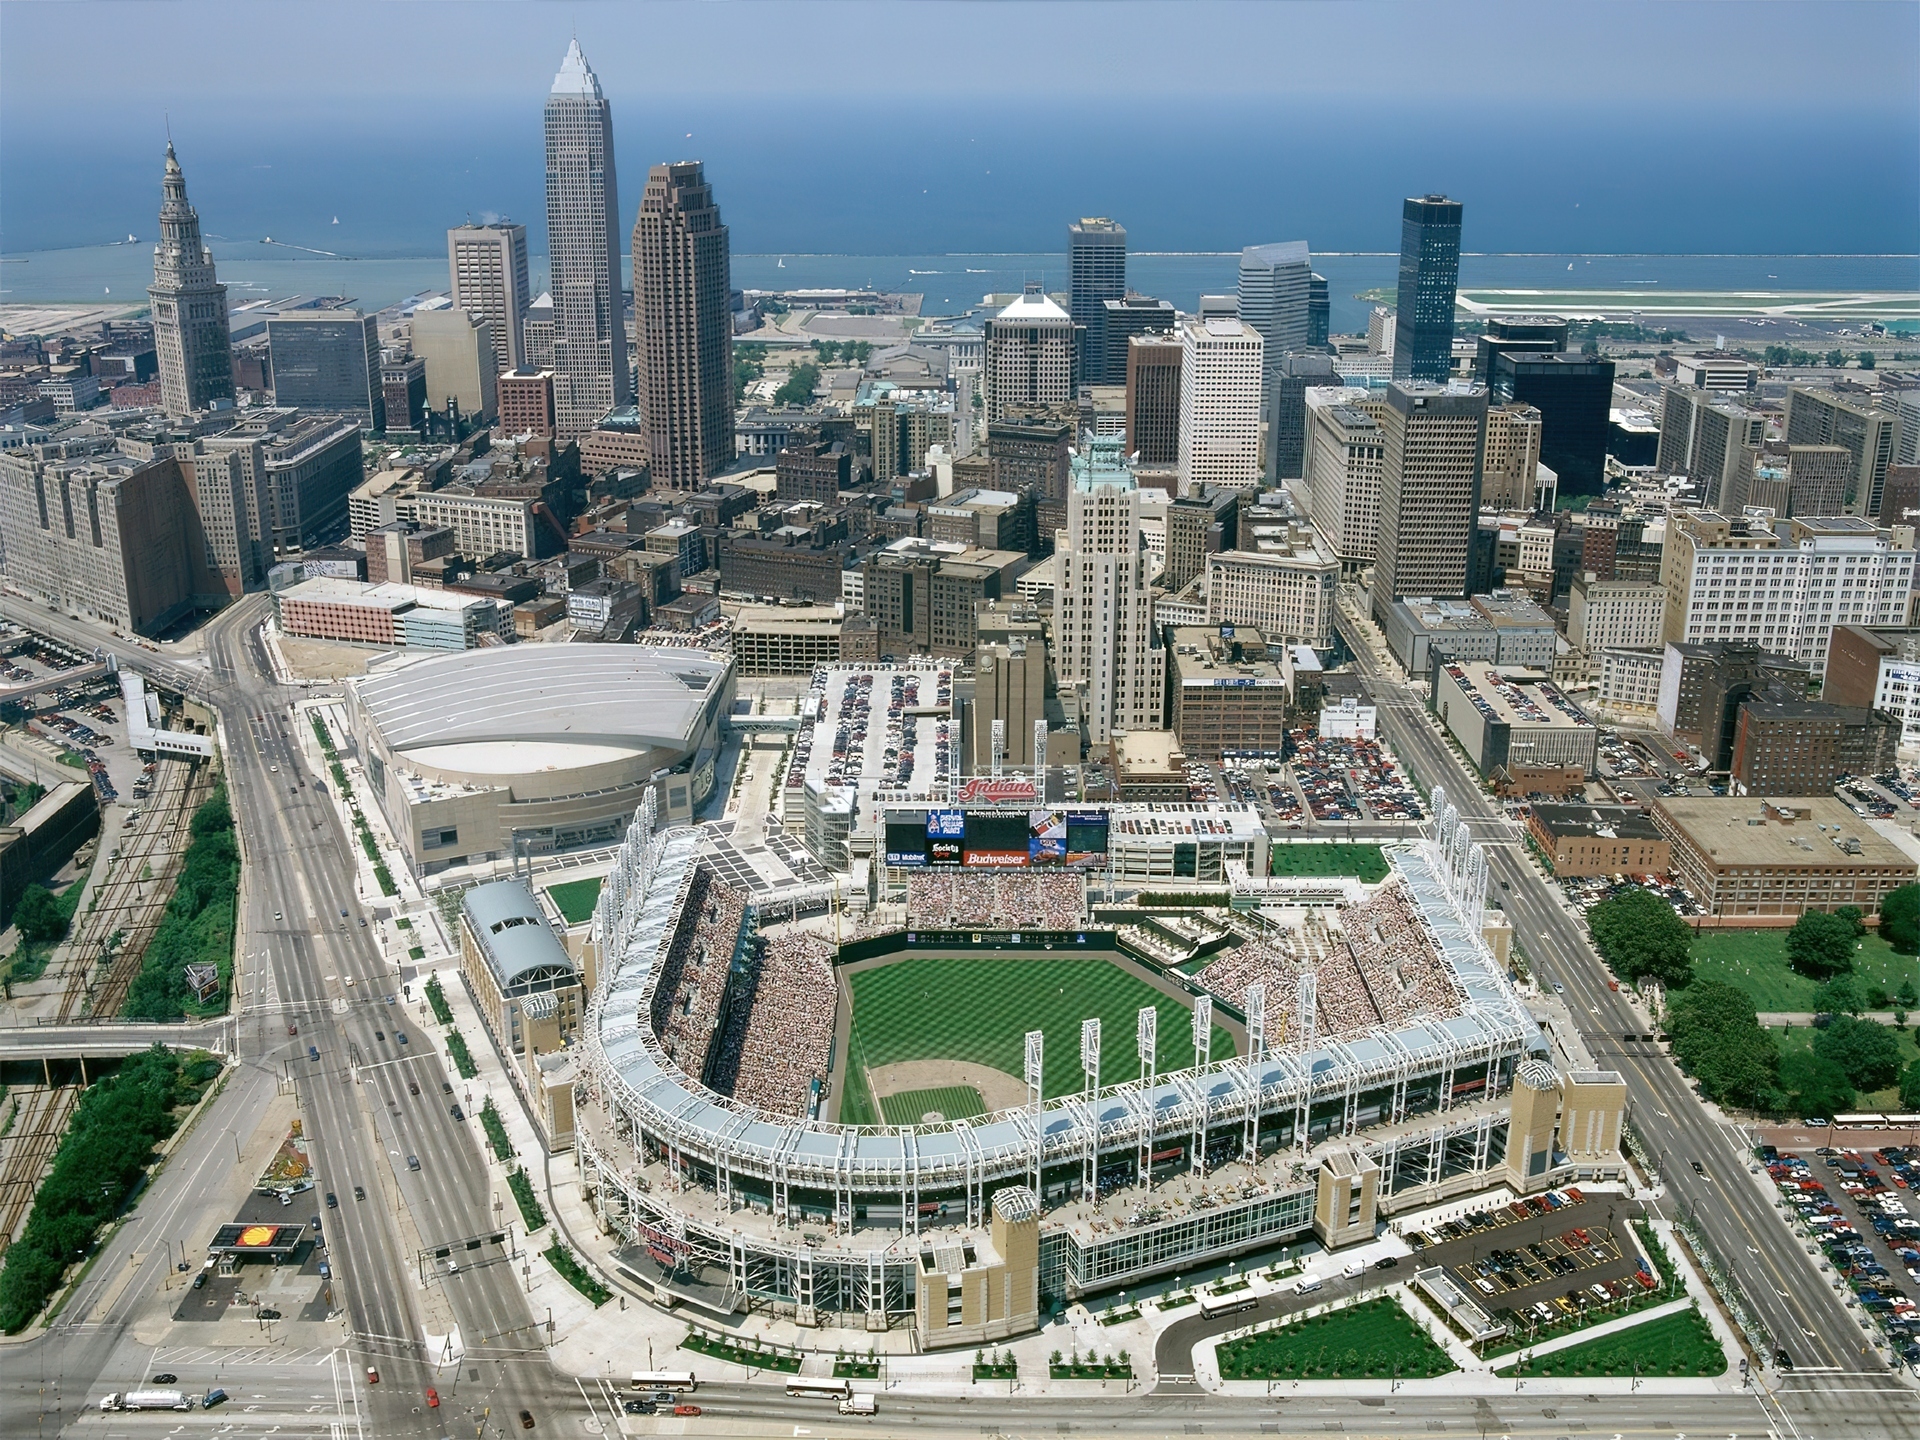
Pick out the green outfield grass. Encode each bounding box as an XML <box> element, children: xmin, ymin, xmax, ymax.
<box><xmin>545</xmin><ymin>875</ymin><xmax>604</xmax><ymax>926</ymax></box>
<box><xmin>1690</xmin><ymin>928</ymin><xmax>1917</xmax><ymax>1013</ymax></box>
<box><xmin>1268</xmin><ymin>842</ymin><xmax>1390</xmax><ymax>883</ymax></box>
<box><xmin>879</xmin><ymin>1084</ymin><xmax>987</xmax><ymax>1125</ymax></box>
<box><xmin>839</xmin><ymin>954</ymin><xmax>1236</xmax><ymax>1127</ymax></box>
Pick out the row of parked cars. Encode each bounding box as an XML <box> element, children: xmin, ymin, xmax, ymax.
<box><xmin>1403</xmin><ymin>1187</ymin><xmax>1592</xmax><ymax>1253</ymax></box>
<box><xmin>1765</xmin><ymin>1143</ymin><xmax>1920</xmax><ymax>1372</ymax></box>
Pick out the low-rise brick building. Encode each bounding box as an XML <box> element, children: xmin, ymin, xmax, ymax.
<box><xmin>1526</xmin><ymin>804</ymin><xmax>1670</xmax><ymax>878</ymax></box>
<box><xmin>1650</xmin><ymin>795</ymin><xmax>1917</xmax><ymax>919</ymax></box>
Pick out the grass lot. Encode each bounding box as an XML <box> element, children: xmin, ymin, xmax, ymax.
<box><xmin>1690</xmin><ymin>928</ymin><xmax>1918</xmax><ymax>1013</ymax></box>
<box><xmin>1776</xmin><ymin>1023</ymin><xmax>1920</xmax><ymax>1109</ymax></box>
<box><xmin>1506</xmin><ymin>1305</ymin><xmax>1726</xmax><ymax>1378</ymax></box>
<box><xmin>1217</xmin><ymin>1297</ymin><xmax>1456</xmax><ymax>1380</ymax></box>
<box><xmin>545</xmin><ymin>876</ymin><xmax>603</xmax><ymax>926</ymax></box>
<box><xmin>839</xmin><ymin>955</ymin><xmax>1235</xmax><ymax>1126</ymax></box>
<box><xmin>879</xmin><ymin>1084</ymin><xmax>986</xmax><ymax>1125</ymax></box>
<box><xmin>1267</xmin><ymin>842</ymin><xmax>1391</xmax><ymax>883</ymax></box>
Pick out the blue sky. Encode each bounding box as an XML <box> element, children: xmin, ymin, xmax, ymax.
<box><xmin>3</xmin><ymin>2</ymin><xmax>1916</xmax><ymax>260</ymax></box>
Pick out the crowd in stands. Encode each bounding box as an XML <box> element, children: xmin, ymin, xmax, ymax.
<box><xmin>906</xmin><ymin>871</ymin><xmax>1086</xmax><ymax>931</ymax></box>
<box><xmin>649</xmin><ymin>866</ymin><xmax>751</xmax><ymax>1077</ymax></box>
<box><xmin>1195</xmin><ymin>878</ymin><xmax>1460</xmax><ymax>1045</ymax></box>
<box><xmin>707</xmin><ymin>929</ymin><xmax>839</xmax><ymax>1118</ymax></box>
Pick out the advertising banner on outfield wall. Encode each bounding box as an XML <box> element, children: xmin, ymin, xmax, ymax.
<box><xmin>962</xmin><ymin>809</ymin><xmax>1030</xmax><ymax>868</ymax></box>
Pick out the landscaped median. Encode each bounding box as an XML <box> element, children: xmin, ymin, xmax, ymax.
<box><xmin>1496</xmin><ymin>1305</ymin><xmax>1726</xmax><ymax>1378</ymax></box>
<box><xmin>542</xmin><ymin>1242</ymin><xmax>610</xmax><ymax>1305</ymax></box>
<box><xmin>1214</xmin><ymin>1295</ymin><xmax>1456</xmax><ymax>1381</ymax></box>
<box><xmin>507</xmin><ymin>1166</ymin><xmax>547</xmax><ymax>1231</ymax></box>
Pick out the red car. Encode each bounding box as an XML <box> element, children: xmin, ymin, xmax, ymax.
<box><xmin>426</xmin><ymin>1388</ymin><xmax>439</xmax><ymax>1408</ymax></box>
<box><xmin>674</xmin><ymin>1404</ymin><xmax>702</xmax><ymax>1417</ymax></box>
<box><xmin>366</xmin><ymin>1367</ymin><xmax>379</xmax><ymax>1385</ymax></box>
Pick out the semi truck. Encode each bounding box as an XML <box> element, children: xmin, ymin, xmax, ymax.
<box><xmin>100</xmin><ymin>1390</ymin><xmax>193</xmax><ymax>1411</ymax></box>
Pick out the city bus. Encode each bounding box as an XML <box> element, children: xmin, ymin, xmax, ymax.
<box><xmin>630</xmin><ymin>1372</ymin><xmax>697</xmax><ymax>1393</ymax></box>
<box><xmin>785</xmin><ymin>1378</ymin><xmax>854</xmax><ymax>1401</ymax></box>
<box><xmin>1196</xmin><ymin>1289</ymin><xmax>1259</xmax><ymax>1320</ymax></box>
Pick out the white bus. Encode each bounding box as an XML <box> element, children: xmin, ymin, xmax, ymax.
<box><xmin>1197</xmin><ymin>1289</ymin><xmax>1259</xmax><ymax>1320</ymax></box>
<box><xmin>630</xmin><ymin>1371</ymin><xmax>697</xmax><ymax>1393</ymax></box>
<box><xmin>786</xmin><ymin>1378</ymin><xmax>853</xmax><ymax>1401</ymax></box>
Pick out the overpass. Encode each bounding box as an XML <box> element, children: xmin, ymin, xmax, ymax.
<box><xmin>0</xmin><ymin>1017</ymin><xmax>232</xmax><ymax>1085</ymax></box>
<box><xmin>0</xmin><ymin>659</ymin><xmax>113</xmax><ymax>708</ymax></box>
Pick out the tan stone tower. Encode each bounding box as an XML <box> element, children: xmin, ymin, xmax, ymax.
<box><xmin>148</xmin><ymin>143</ymin><xmax>234</xmax><ymax>418</ymax></box>
<box><xmin>632</xmin><ymin>161</ymin><xmax>734</xmax><ymax>489</ymax></box>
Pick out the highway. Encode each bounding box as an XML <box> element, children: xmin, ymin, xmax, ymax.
<box><xmin>1334</xmin><ymin>604</ymin><xmax>1914</xmax><ymax>1428</ymax></box>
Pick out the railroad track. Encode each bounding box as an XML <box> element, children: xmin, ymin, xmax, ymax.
<box><xmin>0</xmin><ymin>1086</ymin><xmax>77</xmax><ymax>1253</ymax></box>
<box><xmin>54</xmin><ymin>758</ymin><xmax>212</xmax><ymax>1022</ymax></box>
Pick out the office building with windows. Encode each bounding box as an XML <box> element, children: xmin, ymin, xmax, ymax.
<box><xmin>267</xmin><ymin>309</ymin><xmax>384</xmax><ymax>429</ymax></box>
<box><xmin>148</xmin><ymin>143</ymin><xmax>234</xmax><ymax>418</ymax></box>
<box><xmin>447</xmin><ymin>221</ymin><xmax>531</xmax><ymax>379</ymax></box>
<box><xmin>1056</xmin><ymin>437</ymin><xmax>1164</xmax><ymax>743</ymax></box>
<box><xmin>1303</xmin><ymin>387</ymin><xmax>1387</xmax><ymax>575</ymax></box>
<box><xmin>1371</xmin><ymin>381</ymin><xmax>1487</xmax><ymax>617</ymax></box>
<box><xmin>984</xmin><ymin>284</ymin><xmax>1076</xmax><ymax>423</ymax></box>
<box><xmin>1125</xmin><ymin>334</ymin><xmax>1183</xmax><ymax>468</ymax></box>
<box><xmin>1100</xmin><ymin>293</ymin><xmax>1176</xmax><ymax>388</ymax></box>
<box><xmin>1178</xmin><ymin>313</ymin><xmax>1264</xmax><ymax>493</ymax></box>
<box><xmin>1391</xmin><ymin>195</ymin><xmax>1462</xmax><ymax>383</ymax></box>
<box><xmin>1068</xmin><ymin>218</ymin><xmax>1127</xmax><ymax>384</ymax></box>
<box><xmin>633</xmin><ymin>161</ymin><xmax>734</xmax><ymax>489</ymax></box>
<box><xmin>1238</xmin><ymin>241</ymin><xmax>1313</xmax><ymax>395</ymax></box>
<box><xmin>1786</xmin><ymin>386</ymin><xmax>1900</xmax><ymax>519</ymax></box>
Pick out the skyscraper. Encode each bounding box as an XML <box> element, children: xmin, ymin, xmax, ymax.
<box><xmin>1489</xmin><ymin>351</ymin><xmax>1614</xmax><ymax>499</ymax></box>
<box><xmin>544</xmin><ymin>40</ymin><xmax>630</xmax><ymax>441</ymax></box>
<box><xmin>1391</xmin><ymin>194</ymin><xmax>1463</xmax><ymax>383</ymax></box>
<box><xmin>632</xmin><ymin>161</ymin><xmax>735</xmax><ymax>489</ymax></box>
<box><xmin>148</xmin><ymin>143</ymin><xmax>234</xmax><ymax>418</ymax></box>
<box><xmin>1371</xmin><ymin>381</ymin><xmax>1488</xmax><ymax>617</ymax></box>
<box><xmin>447</xmin><ymin>222</ymin><xmax>530</xmax><ymax>379</ymax></box>
<box><xmin>1178</xmin><ymin>308</ymin><xmax>1264</xmax><ymax>493</ymax></box>
<box><xmin>1307</xmin><ymin>273</ymin><xmax>1330</xmax><ymax>349</ymax></box>
<box><xmin>984</xmin><ymin>284</ymin><xmax>1076</xmax><ymax>422</ymax></box>
<box><xmin>1238</xmin><ymin>242</ymin><xmax>1313</xmax><ymax>362</ymax></box>
<box><xmin>1124</xmin><ymin>334</ymin><xmax>1183</xmax><ymax>467</ymax></box>
<box><xmin>1068</xmin><ymin>218</ymin><xmax>1127</xmax><ymax>384</ymax></box>
<box><xmin>1056</xmin><ymin>436</ymin><xmax>1164</xmax><ymax>743</ymax></box>
<box><xmin>1100</xmin><ymin>292</ymin><xmax>1176</xmax><ymax>387</ymax></box>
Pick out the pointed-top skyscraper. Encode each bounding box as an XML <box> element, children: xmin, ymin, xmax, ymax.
<box><xmin>149</xmin><ymin>142</ymin><xmax>234</xmax><ymax>418</ymax></box>
<box><xmin>544</xmin><ymin>39</ymin><xmax>629</xmax><ymax>441</ymax></box>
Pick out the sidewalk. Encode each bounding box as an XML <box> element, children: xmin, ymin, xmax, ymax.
<box><xmin>1486</xmin><ymin>1296</ymin><xmax>1691</xmax><ymax>1368</ymax></box>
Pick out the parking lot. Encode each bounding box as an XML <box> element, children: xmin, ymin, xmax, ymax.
<box><xmin>1287</xmin><ymin>728</ymin><xmax>1423</xmax><ymax>823</ymax></box>
<box><xmin>1761</xmin><ymin>1135</ymin><xmax>1920</xmax><ymax>1372</ymax></box>
<box><xmin>1402</xmin><ymin>1189</ymin><xmax>1657</xmax><ymax>1339</ymax></box>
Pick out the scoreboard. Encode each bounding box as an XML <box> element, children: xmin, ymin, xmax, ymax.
<box><xmin>884</xmin><ymin>807</ymin><xmax>1111</xmax><ymax>869</ymax></box>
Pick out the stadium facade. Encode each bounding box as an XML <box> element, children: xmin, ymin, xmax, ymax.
<box><xmin>345</xmin><ymin>645</ymin><xmax>732</xmax><ymax>873</ymax></box>
<box><xmin>578</xmin><ymin>789</ymin><xmax>1621</xmax><ymax>1345</ymax></box>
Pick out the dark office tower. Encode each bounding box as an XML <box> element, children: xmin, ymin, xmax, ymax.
<box><xmin>545</xmin><ymin>40</ymin><xmax>630</xmax><ymax>442</ymax></box>
<box><xmin>148</xmin><ymin>143</ymin><xmax>234</xmax><ymax>418</ymax></box>
<box><xmin>1268</xmin><ymin>352</ymin><xmax>1340</xmax><ymax>482</ymax></box>
<box><xmin>1489</xmin><ymin>350</ymin><xmax>1615</xmax><ymax>498</ymax></box>
<box><xmin>1068</xmin><ymin>217</ymin><xmax>1127</xmax><ymax>384</ymax></box>
<box><xmin>1307</xmin><ymin>274</ymin><xmax>1330</xmax><ymax>349</ymax></box>
<box><xmin>1370</xmin><ymin>381</ymin><xmax>1488</xmax><ymax>618</ymax></box>
<box><xmin>1125</xmin><ymin>334</ymin><xmax>1183</xmax><ymax>467</ymax></box>
<box><xmin>1391</xmin><ymin>194</ymin><xmax>1463</xmax><ymax>383</ymax></box>
<box><xmin>1101</xmin><ymin>293</ymin><xmax>1176</xmax><ymax>388</ymax></box>
<box><xmin>632</xmin><ymin>161</ymin><xmax>734</xmax><ymax>490</ymax></box>
<box><xmin>1474</xmin><ymin>315</ymin><xmax>1568</xmax><ymax>384</ymax></box>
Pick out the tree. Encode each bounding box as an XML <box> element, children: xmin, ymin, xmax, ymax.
<box><xmin>10</xmin><ymin>884</ymin><xmax>67</xmax><ymax>946</ymax></box>
<box><xmin>1777</xmin><ymin>1049</ymin><xmax>1854</xmax><ymax>1120</ymax></box>
<box><xmin>1586</xmin><ymin>887</ymin><xmax>1693</xmax><ymax>988</ymax></box>
<box><xmin>1826</xmin><ymin>350</ymin><xmax>1847</xmax><ymax>368</ymax></box>
<box><xmin>1858</xmin><ymin>351</ymin><xmax>1876</xmax><ymax>371</ymax></box>
<box><xmin>773</xmin><ymin>363</ymin><xmax>820</xmax><ymax>407</ymax></box>
<box><xmin>815</xmin><ymin>341</ymin><xmax>840</xmax><ymax>364</ymax></box>
<box><xmin>1669</xmin><ymin>981</ymin><xmax>1779</xmax><ymax>1108</ymax></box>
<box><xmin>1881</xmin><ymin>884</ymin><xmax>1920</xmax><ymax>955</ymax></box>
<box><xmin>1815</xmin><ymin>973</ymin><xmax>1864</xmax><ymax>1017</ymax></box>
<box><xmin>1785</xmin><ymin>909</ymin><xmax>1858</xmax><ymax>980</ymax></box>
<box><xmin>1898</xmin><ymin>977</ymin><xmax>1919</xmax><ymax>1010</ymax></box>
<box><xmin>1813</xmin><ymin>1016</ymin><xmax>1904</xmax><ymax>1092</ymax></box>
<box><xmin>1834</xmin><ymin>905</ymin><xmax>1866</xmax><ymax>938</ymax></box>
<box><xmin>1901</xmin><ymin>1058</ymin><xmax>1920</xmax><ymax>1111</ymax></box>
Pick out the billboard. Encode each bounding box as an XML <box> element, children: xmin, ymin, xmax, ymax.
<box><xmin>927</xmin><ymin>809</ymin><xmax>965</xmax><ymax>866</ymax></box>
<box><xmin>1028</xmin><ymin>809</ymin><xmax>1066</xmax><ymax>866</ymax></box>
<box><xmin>962</xmin><ymin>810</ymin><xmax>1031</xmax><ymax>868</ymax></box>
<box><xmin>956</xmin><ymin>775</ymin><xmax>1037</xmax><ymax>805</ymax></box>
<box><xmin>884</xmin><ymin>816</ymin><xmax>929</xmax><ymax>868</ymax></box>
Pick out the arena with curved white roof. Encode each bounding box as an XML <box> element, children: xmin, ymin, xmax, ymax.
<box><xmin>345</xmin><ymin>645</ymin><xmax>733</xmax><ymax>873</ymax></box>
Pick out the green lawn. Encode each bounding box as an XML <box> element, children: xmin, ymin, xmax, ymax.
<box><xmin>545</xmin><ymin>876</ymin><xmax>603</xmax><ymax>926</ymax></box>
<box><xmin>879</xmin><ymin>1084</ymin><xmax>986</xmax><ymax>1125</ymax></box>
<box><xmin>839</xmin><ymin>955</ymin><xmax>1235</xmax><ymax>1126</ymax></box>
<box><xmin>1267</xmin><ymin>842</ymin><xmax>1391</xmax><ymax>883</ymax></box>
<box><xmin>1506</xmin><ymin>1306</ymin><xmax>1726</xmax><ymax>1378</ymax></box>
<box><xmin>1217</xmin><ymin>1297</ymin><xmax>1455</xmax><ymax>1380</ymax></box>
<box><xmin>1690</xmin><ymin>928</ymin><xmax>1919</xmax><ymax>1013</ymax></box>
<box><xmin>1775</xmin><ymin>1024</ymin><xmax>1920</xmax><ymax>1109</ymax></box>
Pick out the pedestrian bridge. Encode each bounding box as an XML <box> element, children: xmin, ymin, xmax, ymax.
<box><xmin>0</xmin><ymin>1018</ymin><xmax>231</xmax><ymax>1085</ymax></box>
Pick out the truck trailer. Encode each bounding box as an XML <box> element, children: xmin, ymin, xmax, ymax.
<box><xmin>100</xmin><ymin>1390</ymin><xmax>193</xmax><ymax>1411</ymax></box>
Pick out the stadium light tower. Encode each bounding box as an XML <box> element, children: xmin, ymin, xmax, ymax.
<box><xmin>1243</xmin><ymin>983</ymin><xmax>1266</xmax><ymax>1164</ymax></box>
<box><xmin>1190</xmin><ymin>993</ymin><xmax>1212</xmax><ymax>1176</ymax></box>
<box><xmin>1024</xmin><ymin>1028</ymin><xmax>1044</xmax><ymax>1199</ymax></box>
<box><xmin>991</xmin><ymin>718</ymin><xmax>1005</xmax><ymax>777</ymax></box>
<box><xmin>1136</xmin><ymin>1006</ymin><xmax>1157</xmax><ymax>1191</ymax></box>
<box><xmin>1081</xmin><ymin>1017</ymin><xmax>1101</xmax><ymax>1202</ymax></box>
<box><xmin>1293</xmin><ymin>971</ymin><xmax>1316</xmax><ymax>1151</ymax></box>
<box><xmin>1033</xmin><ymin>717</ymin><xmax>1048</xmax><ymax>791</ymax></box>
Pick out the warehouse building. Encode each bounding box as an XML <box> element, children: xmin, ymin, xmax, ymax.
<box><xmin>1651</xmin><ymin>796</ymin><xmax>1916</xmax><ymax>919</ymax></box>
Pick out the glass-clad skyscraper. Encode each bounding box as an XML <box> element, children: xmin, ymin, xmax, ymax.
<box><xmin>1391</xmin><ymin>194</ymin><xmax>1463</xmax><ymax>383</ymax></box>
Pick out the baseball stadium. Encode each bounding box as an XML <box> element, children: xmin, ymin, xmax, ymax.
<box><xmin>577</xmin><ymin>789</ymin><xmax>1622</xmax><ymax>1349</ymax></box>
